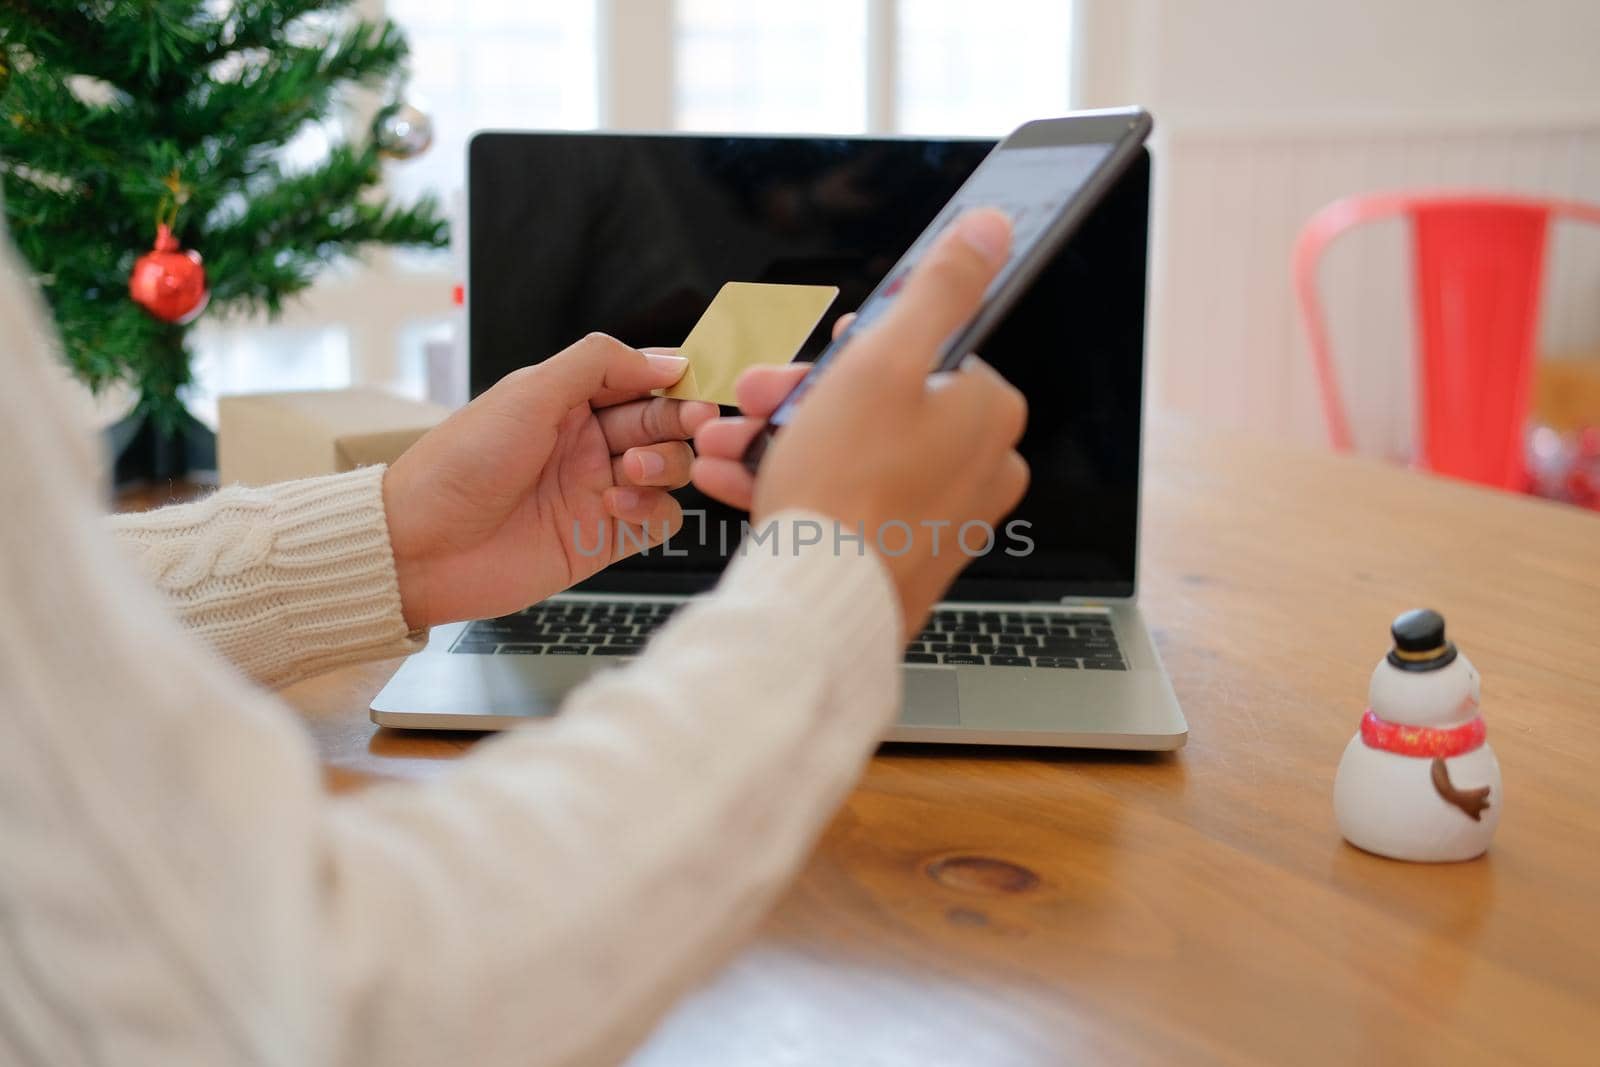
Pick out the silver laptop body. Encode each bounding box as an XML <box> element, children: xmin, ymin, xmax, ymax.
<box><xmin>371</xmin><ymin>131</ymin><xmax>1185</xmax><ymax>749</ymax></box>
<box><xmin>372</xmin><ymin>595</ymin><xmax>1184</xmax><ymax>748</ymax></box>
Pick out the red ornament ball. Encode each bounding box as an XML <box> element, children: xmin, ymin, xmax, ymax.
<box><xmin>129</xmin><ymin>224</ymin><xmax>209</xmax><ymax>323</ymax></box>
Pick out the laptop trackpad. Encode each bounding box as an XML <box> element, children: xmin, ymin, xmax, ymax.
<box><xmin>896</xmin><ymin>668</ymin><xmax>960</xmax><ymax>727</ymax></box>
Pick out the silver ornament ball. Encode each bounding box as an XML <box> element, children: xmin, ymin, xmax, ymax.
<box><xmin>374</xmin><ymin>101</ymin><xmax>434</xmax><ymax>161</ymax></box>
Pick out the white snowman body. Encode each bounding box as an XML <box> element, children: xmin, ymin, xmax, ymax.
<box><xmin>1334</xmin><ymin>649</ymin><xmax>1502</xmax><ymax>862</ymax></box>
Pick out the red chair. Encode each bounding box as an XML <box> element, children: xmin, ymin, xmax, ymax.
<box><xmin>1293</xmin><ymin>193</ymin><xmax>1600</xmax><ymax>490</ymax></box>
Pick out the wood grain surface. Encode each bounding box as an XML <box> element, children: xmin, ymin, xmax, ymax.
<box><xmin>278</xmin><ymin>417</ymin><xmax>1600</xmax><ymax>1067</ymax></box>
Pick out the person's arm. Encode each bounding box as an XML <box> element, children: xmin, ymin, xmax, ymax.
<box><xmin>107</xmin><ymin>468</ymin><xmax>423</xmax><ymax>688</ymax></box>
<box><xmin>9</xmin><ymin>465</ymin><xmax>899</xmax><ymax>1067</ymax></box>
<box><xmin>107</xmin><ymin>330</ymin><xmax>720</xmax><ymax>690</ymax></box>
<box><xmin>323</xmin><ymin>520</ymin><xmax>900</xmax><ymax>1065</ymax></box>
<box><xmin>2</xmin><ymin>208</ymin><xmax>1023</xmax><ymax>1066</ymax></box>
<box><xmin>7</xmin><ymin>473</ymin><xmax>898</xmax><ymax>1067</ymax></box>
<box><xmin>6</xmin><ymin>239</ymin><xmax>903</xmax><ymax>1067</ymax></box>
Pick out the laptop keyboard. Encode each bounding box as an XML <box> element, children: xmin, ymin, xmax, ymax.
<box><xmin>449</xmin><ymin>603</ymin><xmax>1123</xmax><ymax>670</ymax></box>
<box><xmin>910</xmin><ymin>608</ymin><xmax>1125</xmax><ymax>669</ymax></box>
<box><xmin>449</xmin><ymin>602</ymin><xmax>679</xmax><ymax>657</ymax></box>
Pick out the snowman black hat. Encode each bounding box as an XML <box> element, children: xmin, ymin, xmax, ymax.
<box><xmin>1387</xmin><ymin>608</ymin><xmax>1458</xmax><ymax>672</ymax></box>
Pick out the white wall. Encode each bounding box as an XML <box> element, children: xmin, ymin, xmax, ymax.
<box><xmin>1133</xmin><ymin>0</ymin><xmax>1600</xmax><ymax>127</ymax></box>
<box><xmin>1078</xmin><ymin>0</ymin><xmax>1600</xmax><ymax>453</ymax></box>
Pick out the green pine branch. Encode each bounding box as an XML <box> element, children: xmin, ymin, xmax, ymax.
<box><xmin>206</xmin><ymin>143</ymin><xmax>445</xmax><ymax>314</ymax></box>
<box><xmin>216</xmin><ymin>1</ymin><xmax>348</xmax><ymax>60</ymax></box>
<box><xmin>184</xmin><ymin>19</ymin><xmax>410</xmax><ymax>198</ymax></box>
<box><xmin>0</xmin><ymin>1</ymin><xmax>130</xmax><ymax>88</ymax></box>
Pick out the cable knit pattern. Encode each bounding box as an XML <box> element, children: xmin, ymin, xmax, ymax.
<box><xmin>107</xmin><ymin>466</ymin><xmax>423</xmax><ymax>688</ymax></box>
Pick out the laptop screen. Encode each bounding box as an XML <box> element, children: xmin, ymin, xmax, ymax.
<box><xmin>468</xmin><ymin>132</ymin><xmax>1147</xmax><ymax>601</ymax></box>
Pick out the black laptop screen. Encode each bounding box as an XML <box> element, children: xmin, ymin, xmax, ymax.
<box><xmin>468</xmin><ymin>133</ymin><xmax>1146</xmax><ymax>601</ymax></box>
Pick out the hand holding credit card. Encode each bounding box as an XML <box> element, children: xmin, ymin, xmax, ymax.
<box><xmin>654</xmin><ymin>282</ymin><xmax>838</xmax><ymax>406</ymax></box>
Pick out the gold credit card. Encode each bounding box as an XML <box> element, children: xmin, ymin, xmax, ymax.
<box><xmin>657</xmin><ymin>281</ymin><xmax>839</xmax><ymax>406</ymax></box>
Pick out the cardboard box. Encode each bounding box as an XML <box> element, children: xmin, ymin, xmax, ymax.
<box><xmin>218</xmin><ymin>388</ymin><xmax>452</xmax><ymax>486</ymax></box>
<box><xmin>1536</xmin><ymin>353</ymin><xmax>1600</xmax><ymax>433</ymax></box>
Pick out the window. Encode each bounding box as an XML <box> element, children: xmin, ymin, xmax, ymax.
<box><xmin>897</xmin><ymin>0</ymin><xmax>1076</xmax><ymax>135</ymax></box>
<box><xmin>673</xmin><ymin>0</ymin><xmax>1075</xmax><ymax>137</ymax></box>
<box><xmin>674</xmin><ymin>0</ymin><xmax>868</xmax><ymax>133</ymax></box>
<box><xmin>386</xmin><ymin>0</ymin><xmax>1079</xmax><ymax>195</ymax></box>
<box><xmin>381</xmin><ymin>0</ymin><xmax>600</xmax><ymax>205</ymax></box>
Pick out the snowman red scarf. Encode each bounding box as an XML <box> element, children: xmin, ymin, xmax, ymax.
<box><xmin>1360</xmin><ymin>708</ymin><xmax>1492</xmax><ymax>820</ymax></box>
<box><xmin>1359</xmin><ymin>708</ymin><xmax>1486</xmax><ymax>758</ymax></box>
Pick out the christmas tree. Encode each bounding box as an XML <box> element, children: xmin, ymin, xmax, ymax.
<box><xmin>0</xmin><ymin>1</ymin><xmax>448</xmax><ymax>477</ymax></box>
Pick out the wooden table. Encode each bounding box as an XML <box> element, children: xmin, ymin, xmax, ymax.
<box><xmin>281</xmin><ymin>418</ymin><xmax>1600</xmax><ymax>1067</ymax></box>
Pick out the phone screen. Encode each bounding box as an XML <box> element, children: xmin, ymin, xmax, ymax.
<box><xmin>767</xmin><ymin>141</ymin><xmax>1116</xmax><ymax>426</ymax></box>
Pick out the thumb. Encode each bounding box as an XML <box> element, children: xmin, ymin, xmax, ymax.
<box><xmin>493</xmin><ymin>333</ymin><xmax>688</xmax><ymax>419</ymax></box>
<box><xmin>844</xmin><ymin>208</ymin><xmax>1012</xmax><ymax>384</ymax></box>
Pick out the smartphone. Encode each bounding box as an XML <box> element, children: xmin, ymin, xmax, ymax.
<box><xmin>741</xmin><ymin>108</ymin><xmax>1153</xmax><ymax>470</ymax></box>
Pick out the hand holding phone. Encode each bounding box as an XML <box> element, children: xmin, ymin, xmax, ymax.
<box><xmin>741</xmin><ymin>108</ymin><xmax>1152</xmax><ymax>471</ymax></box>
<box><xmin>690</xmin><ymin>209</ymin><xmax>1030</xmax><ymax>634</ymax></box>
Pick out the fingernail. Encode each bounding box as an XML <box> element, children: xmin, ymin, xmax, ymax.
<box><xmin>954</xmin><ymin>209</ymin><xmax>1012</xmax><ymax>267</ymax></box>
<box><xmin>611</xmin><ymin>488</ymin><xmax>641</xmax><ymax>512</ymax></box>
<box><xmin>633</xmin><ymin>449</ymin><xmax>666</xmax><ymax>477</ymax></box>
<box><xmin>646</xmin><ymin>352</ymin><xmax>689</xmax><ymax>378</ymax></box>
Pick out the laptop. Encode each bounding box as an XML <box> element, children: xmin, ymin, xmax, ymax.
<box><xmin>371</xmin><ymin>131</ymin><xmax>1187</xmax><ymax>749</ymax></box>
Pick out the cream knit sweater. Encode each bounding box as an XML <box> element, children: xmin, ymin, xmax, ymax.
<box><xmin>0</xmin><ymin>234</ymin><xmax>901</xmax><ymax>1066</ymax></box>
<box><xmin>107</xmin><ymin>466</ymin><xmax>424</xmax><ymax>689</ymax></box>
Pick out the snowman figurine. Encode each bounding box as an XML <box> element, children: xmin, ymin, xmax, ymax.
<box><xmin>1334</xmin><ymin>609</ymin><xmax>1502</xmax><ymax>862</ymax></box>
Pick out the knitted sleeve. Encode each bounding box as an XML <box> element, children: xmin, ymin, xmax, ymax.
<box><xmin>107</xmin><ymin>466</ymin><xmax>423</xmax><ymax>688</ymax></box>
<box><xmin>7</xmin><ymin>228</ymin><xmax>905</xmax><ymax>1067</ymax></box>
